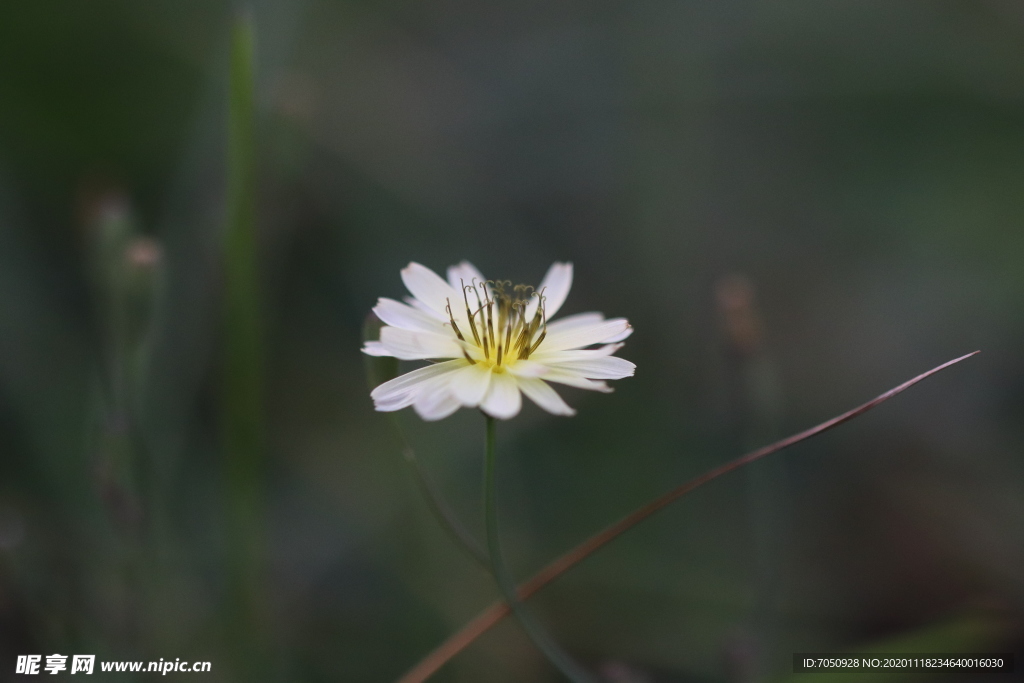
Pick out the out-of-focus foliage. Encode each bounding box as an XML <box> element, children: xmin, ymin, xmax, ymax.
<box><xmin>0</xmin><ymin>1</ymin><xmax>1022</xmax><ymax>681</ymax></box>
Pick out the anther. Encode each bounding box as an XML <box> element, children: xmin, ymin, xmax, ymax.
<box><xmin>504</xmin><ymin>305</ymin><xmax>515</xmax><ymax>354</ymax></box>
<box><xmin>445</xmin><ymin>299</ymin><xmax>466</xmax><ymax>342</ymax></box>
<box><xmin>484</xmin><ymin>290</ymin><xmax>495</xmax><ymax>360</ymax></box>
<box><xmin>522</xmin><ymin>295</ymin><xmax>548</xmax><ymax>358</ymax></box>
<box><xmin>461</xmin><ymin>280</ymin><xmax>482</xmax><ymax>347</ymax></box>
<box><xmin>526</xmin><ymin>329</ymin><xmax>546</xmax><ymax>357</ymax></box>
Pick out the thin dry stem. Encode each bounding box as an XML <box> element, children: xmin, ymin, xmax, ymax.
<box><xmin>395</xmin><ymin>351</ymin><xmax>979</xmax><ymax>683</ymax></box>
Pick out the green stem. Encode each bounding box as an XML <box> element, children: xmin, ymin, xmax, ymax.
<box><xmin>390</xmin><ymin>416</ymin><xmax>489</xmax><ymax>569</ymax></box>
<box><xmin>483</xmin><ymin>416</ymin><xmax>597</xmax><ymax>683</ymax></box>
<box><xmin>222</xmin><ymin>12</ymin><xmax>269</xmax><ymax>678</ymax></box>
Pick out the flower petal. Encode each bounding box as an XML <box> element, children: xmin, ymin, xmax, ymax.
<box><xmin>480</xmin><ymin>371</ymin><xmax>522</xmax><ymax>419</ymax></box>
<box><xmin>379</xmin><ymin>327</ymin><xmax>464</xmax><ymax>360</ymax></box>
<box><xmin>545</xmin><ymin>312</ymin><xmax>604</xmax><ymax>335</ymax></box>
<box><xmin>449</xmin><ymin>363</ymin><xmax>493</xmax><ymax>407</ymax></box>
<box><xmin>506</xmin><ymin>360</ymin><xmax>549</xmax><ymax>378</ymax></box>
<box><xmin>392</xmin><ymin>371</ymin><xmax>459</xmax><ymax>412</ymax></box>
<box><xmin>401</xmin><ymin>262</ymin><xmax>460</xmax><ymax>316</ymax></box>
<box><xmin>551</xmin><ymin>356</ymin><xmax>635</xmax><ymax>380</ymax></box>
<box><xmin>530</xmin><ymin>343</ymin><xmax>623</xmax><ymax>363</ymax></box>
<box><xmin>370</xmin><ymin>360</ymin><xmax>466</xmax><ymax>409</ymax></box>
<box><xmin>375</xmin><ymin>394</ymin><xmax>416</xmax><ymax>411</ymax></box>
<box><xmin>538</xmin><ymin>262</ymin><xmax>573</xmax><ymax>317</ymax></box>
<box><xmin>414</xmin><ymin>387</ymin><xmax>462</xmax><ymax>421</ymax></box>
<box><xmin>537</xmin><ymin>318</ymin><xmax>632</xmax><ymax>353</ymax></box>
<box><xmin>525</xmin><ymin>262</ymin><xmax>573</xmax><ymax>320</ymax></box>
<box><xmin>373</xmin><ymin>298</ymin><xmax>445</xmax><ymax>333</ymax></box>
<box><xmin>446</xmin><ymin>261</ymin><xmax>487</xmax><ymax>292</ymax></box>
<box><xmin>404</xmin><ymin>295</ymin><xmax>447</xmax><ymax>321</ymax></box>
<box><xmin>541</xmin><ymin>368</ymin><xmax>613</xmax><ymax>393</ymax></box>
<box><xmin>517</xmin><ymin>377</ymin><xmax>575</xmax><ymax>416</ymax></box>
<box><xmin>602</xmin><ymin>326</ymin><xmax>634</xmax><ymax>343</ymax></box>
<box><xmin>361</xmin><ymin>340</ymin><xmax>392</xmax><ymax>357</ymax></box>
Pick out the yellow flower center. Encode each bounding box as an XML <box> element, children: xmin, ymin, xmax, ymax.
<box><xmin>445</xmin><ymin>279</ymin><xmax>548</xmax><ymax>368</ymax></box>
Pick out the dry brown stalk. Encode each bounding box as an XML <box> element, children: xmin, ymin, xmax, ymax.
<box><xmin>397</xmin><ymin>351</ymin><xmax>979</xmax><ymax>683</ymax></box>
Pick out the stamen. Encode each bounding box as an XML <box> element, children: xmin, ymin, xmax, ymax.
<box><xmin>446</xmin><ymin>298</ymin><xmax>476</xmax><ymax>364</ymax></box>
<box><xmin>484</xmin><ymin>283</ymin><xmax>496</xmax><ymax>361</ymax></box>
<box><xmin>469</xmin><ymin>278</ymin><xmax>485</xmax><ymax>310</ymax></box>
<box><xmin>512</xmin><ymin>323</ymin><xmax>530</xmax><ymax>357</ymax></box>
<box><xmin>511</xmin><ymin>286</ymin><xmax>531</xmax><ymax>351</ymax></box>
<box><xmin>445</xmin><ymin>299</ymin><xmax>466</xmax><ymax>342</ymax></box>
<box><xmin>526</xmin><ymin>330</ymin><xmax>546</xmax><ymax>357</ymax></box>
<box><xmin>445</xmin><ymin>276</ymin><xmax>550</xmax><ymax>364</ymax></box>
<box><xmin>470</xmin><ymin>282</ymin><xmax>490</xmax><ymax>359</ymax></box>
<box><xmin>446</xmin><ymin>296</ymin><xmax>477</xmax><ymax>366</ymax></box>
<box><xmin>504</xmin><ymin>301</ymin><xmax>517</xmax><ymax>355</ymax></box>
<box><xmin>523</xmin><ymin>294</ymin><xmax>548</xmax><ymax>359</ymax></box>
<box><xmin>461</xmin><ymin>280</ymin><xmax>482</xmax><ymax>347</ymax></box>
<box><xmin>496</xmin><ymin>293</ymin><xmax>510</xmax><ymax>367</ymax></box>
<box><xmin>515</xmin><ymin>291</ymin><xmax>545</xmax><ymax>359</ymax></box>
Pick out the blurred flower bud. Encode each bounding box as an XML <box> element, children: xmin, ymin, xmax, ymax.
<box><xmin>125</xmin><ymin>236</ymin><xmax>162</xmax><ymax>270</ymax></box>
<box><xmin>716</xmin><ymin>273</ymin><xmax>762</xmax><ymax>357</ymax></box>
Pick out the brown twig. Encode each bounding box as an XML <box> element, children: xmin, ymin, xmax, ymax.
<box><xmin>396</xmin><ymin>351</ymin><xmax>979</xmax><ymax>683</ymax></box>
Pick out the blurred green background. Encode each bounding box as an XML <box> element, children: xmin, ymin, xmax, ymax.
<box><xmin>0</xmin><ymin>1</ymin><xmax>1022</xmax><ymax>681</ymax></box>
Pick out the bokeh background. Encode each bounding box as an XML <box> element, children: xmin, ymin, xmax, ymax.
<box><xmin>1</xmin><ymin>1</ymin><xmax>1023</xmax><ymax>681</ymax></box>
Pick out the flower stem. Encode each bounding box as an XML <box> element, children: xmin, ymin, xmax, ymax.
<box><xmin>483</xmin><ymin>416</ymin><xmax>597</xmax><ymax>683</ymax></box>
<box><xmin>391</xmin><ymin>416</ymin><xmax>490</xmax><ymax>569</ymax></box>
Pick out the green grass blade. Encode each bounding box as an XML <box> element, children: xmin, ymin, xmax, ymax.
<box><xmin>222</xmin><ymin>10</ymin><xmax>269</xmax><ymax>676</ymax></box>
<box><xmin>224</xmin><ymin>11</ymin><xmax>261</xmax><ymax>477</ymax></box>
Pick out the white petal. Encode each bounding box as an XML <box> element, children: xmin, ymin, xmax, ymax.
<box><xmin>373</xmin><ymin>298</ymin><xmax>445</xmax><ymax>333</ymax></box>
<box><xmin>539</xmin><ymin>262</ymin><xmax>573</xmax><ymax>317</ymax></box>
<box><xmin>370</xmin><ymin>360</ymin><xmax>465</xmax><ymax>408</ymax></box>
<box><xmin>378</xmin><ymin>365</ymin><xmax>464</xmax><ymax>414</ymax></box>
<box><xmin>402</xmin><ymin>371</ymin><xmax>462</xmax><ymax>414</ymax></box>
<box><xmin>506</xmin><ymin>360</ymin><xmax>549</xmax><ymax>378</ymax></box>
<box><xmin>414</xmin><ymin>388</ymin><xmax>462</xmax><ymax>421</ymax></box>
<box><xmin>551</xmin><ymin>356</ymin><xmax>635</xmax><ymax>380</ymax></box>
<box><xmin>541</xmin><ymin>368</ymin><xmax>613</xmax><ymax>393</ymax></box>
<box><xmin>375</xmin><ymin>389</ymin><xmax>417</xmax><ymax>411</ymax></box>
<box><xmin>361</xmin><ymin>341</ymin><xmax>392</xmax><ymax>357</ymax></box>
<box><xmin>449</xmin><ymin>363</ymin><xmax>493</xmax><ymax>407</ymax></box>
<box><xmin>404</xmin><ymin>296</ymin><xmax>447</xmax><ymax>321</ymax></box>
<box><xmin>602</xmin><ymin>326</ymin><xmax>634</xmax><ymax>343</ymax></box>
<box><xmin>537</xmin><ymin>318</ymin><xmax>632</xmax><ymax>353</ymax></box>
<box><xmin>525</xmin><ymin>262</ymin><xmax>573</xmax><ymax>320</ymax></box>
<box><xmin>401</xmin><ymin>262</ymin><xmax>460</xmax><ymax>316</ymax></box>
<box><xmin>517</xmin><ymin>378</ymin><xmax>576</xmax><ymax>416</ymax></box>
<box><xmin>530</xmin><ymin>343</ymin><xmax>624</xmax><ymax>363</ymax></box>
<box><xmin>545</xmin><ymin>312</ymin><xmax>604</xmax><ymax>335</ymax></box>
<box><xmin>446</xmin><ymin>261</ymin><xmax>487</xmax><ymax>292</ymax></box>
<box><xmin>379</xmin><ymin>327</ymin><xmax>464</xmax><ymax>360</ymax></box>
<box><xmin>480</xmin><ymin>371</ymin><xmax>522</xmax><ymax>420</ymax></box>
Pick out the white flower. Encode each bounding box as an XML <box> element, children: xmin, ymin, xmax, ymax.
<box><xmin>363</xmin><ymin>261</ymin><xmax>635</xmax><ymax>421</ymax></box>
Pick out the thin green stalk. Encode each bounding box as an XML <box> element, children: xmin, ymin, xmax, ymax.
<box><xmin>390</xmin><ymin>416</ymin><xmax>489</xmax><ymax>569</ymax></box>
<box><xmin>222</xmin><ymin>11</ymin><xmax>269</xmax><ymax>678</ymax></box>
<box><xmin>483</xmin><ymin>416</ymin><xmax>597</xmax><ymax>683</ymax></box>
<box><xmin>362</xmin><ymin>322</ymin><xmax>489</xmax><ymax>568</ymax></box>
